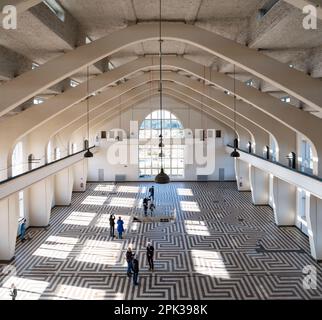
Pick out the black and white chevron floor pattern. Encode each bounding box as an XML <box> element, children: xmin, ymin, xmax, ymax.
<box><xmin>1</xmin><ymin>181</ymin><xmax>322</xmax><ymax>300</ymax></box>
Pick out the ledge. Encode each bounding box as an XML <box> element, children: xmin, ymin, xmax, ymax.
<box><xmin>0</xmin><ymin>147</ymin><xmax>97</xmax><ymax>201</ymax></box>
<box><xmin>226</xmin><ymin>145</ymin><xmax>322</xmax><ymax>199</ymax></box>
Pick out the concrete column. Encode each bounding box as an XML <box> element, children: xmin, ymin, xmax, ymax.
<box><xmin>0</xmin><ymin>194</ymin><xmax>19</xmax><ymax>261</ymax></box>
<box><xmin>55</xmin><ymin>167</ymin><xmax>74</xmax><ymax>205</ymax></box>
<box><xmin>306</xmin><ymin>195</ymin><xmax>322</xmax><ymax>261</ymax></box>
<box><xmin>235</xmin><ymin>159</ymin><xmax>251</xmax><ymax>191</ymax></box>
<box><xmin>28</xmin><ymin>177</ymin><xmax>53</xmax><ymax>227</ymax></box>
<box><xmin>272</xmin><ymin>177</ymin><xmax>297</xmax><ymax>226</ymax></box>
<box><xmin>249</xmin><ymin>166</ymin><xmax>269</xmax><ymax>205</ymax></box>
<box><xmin>73</xmin><ymin>159</ymin><xmax>88</xmax><ymax>192</ymax></box>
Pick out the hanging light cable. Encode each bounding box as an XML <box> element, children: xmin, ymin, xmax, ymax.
<box><xmin>230</xmin><ymin>64</ymin><xmax>240</xmax><ymax>158</ymax></box>
<box><xmin>84</xmin><ymin>66</ymin><xmax>94</xmax><ymax>158</ymax></box>
<box><xmin>201</xmin><ymin>65</ymin><xmax>207</xmax><ymax>141</ymax></box>
<box><xmin>155</xmin><ymin>0</ymin><xmax>170</xmax><ymax>184</ymax></box>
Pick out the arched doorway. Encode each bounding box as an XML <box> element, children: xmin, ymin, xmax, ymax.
<box><xmin>139</xmin><ymin>110</ymin><xmax>184</xmax><ymax>178</ymax></box>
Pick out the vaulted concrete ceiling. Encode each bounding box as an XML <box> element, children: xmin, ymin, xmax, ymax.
<box><xmin>0</xmin><ymin>0</ymin><xmax>322</xmax><ymax>119</ymax></box>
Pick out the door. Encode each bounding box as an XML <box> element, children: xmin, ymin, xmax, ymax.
<box><xmin>98</xmin><ymin>169</ymin><xmax>104</xmax><ymax>181</ymax></box>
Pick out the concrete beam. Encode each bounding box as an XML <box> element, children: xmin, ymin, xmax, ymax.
<box><xmin>1</xmin><ymin>22</ymin><xmax>322</xmax><ymax>118</ymax></box>
<box><xmin>0</xmin><ymin>45</ymin><xmax>32</xmax><ymax>80</ymax></box>
<box><xmin>284</xmin><ymin>0</ymin><xmax>322</xmax><ymax>20</ymax></box>
<box><xmin>248</xmin><ymin>1</ymin><xmax>297</xmax><ymax>48</ymax></box>
<box><xmin>29</xmin><ymin>2</ymin><xmax>82</xmax><ymax>50</ymax></box>
<box><xmin>0</xmin><ymin>0</ymin><xmax>42</xmax><ymax>19</ymax></box>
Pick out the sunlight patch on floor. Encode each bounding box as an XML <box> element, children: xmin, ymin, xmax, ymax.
<box><xmin>54</xmin><ymin>284</ymin><xmax>105</xmax><ymax>300</ymax></box>
<box><xmin>180</xmin><ymin>201</ymin><xmax>200</xmax><ymax>212</ymax></box>
<box><xmin>109</xmin><ymin>197</ymin><xmax>136</xmax><ymax>208</ymax></box>
<box><xmin>191</xmin><ymin>250</ymin><xmax>230</xmax><ymax>279</ymax></box>
<box><xmin>117</xmin><ymin>186</ymin><xmax>140</xmax><ymax>193</ymax></box>
<box><xmin>94</xmin><ymin>184</ymin><xmax>115</xmax><ymax>192</ymax></box>
<box><xmin>32</xmin><ymin>236</ymin><xmax>78</xmax><ymax>259</ymax></box>
<box><xmin>76</xmin><ymin>240</ymin><xmax>122</xmax><ymax>265</ymax></box>
<box><xmin>62</xmin><ymin>211</ymin><xmax>96</xmax><ymax>226</ymax></box>
<box><xmin>0</xmin><ymin>276</ymin><xmax>49</xmax><ymax>300</ymax></box>
<box><xmin>82</xmin><ymin>196</ymin><xmax>107</xmax><ymax>206</ymax></box>
<box><xmin>185</xmin><ymin>220</ymin><xmax>210</xmax><ymax>236</ymax></box>
<box><xmin>177</xmin><ymin>188</ymin><xmax>194</xmax><ymax>196</ymax></box>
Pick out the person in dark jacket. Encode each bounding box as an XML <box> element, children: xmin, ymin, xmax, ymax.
<box><xmin>148</xmin><ymin>186</ymin><xmax>155</xmax><ymax>201</ymax></box>
<box><xmin>126</xmin><ymin>247</ymin><xmax>134</xmax><ymax>277</ymax></box>
<box><xmin>132</xmin><ymin>256</ymin><xmax>139</xmax><ymax>285</ymax></box>
<box><xmin>149</xmin><ymin>202</ymin><xmax>155</xmax><ymax>216</ymax></box>
<box><xmin>9</xmin><ymin>283</ymin><xmax>17</xmax><ymax>300</ymax></box>
<box><xmin>117</xmin><ymin>216</ymin><xmax>124</xmax><ymax>239</ymax></box>
<box><xmin>143</xmin><ymin>200</ymin><xmax>148</xmax><ymax>216</ymax></box>
<box><xmin>146</xmin><ymin>242</ymin><xmax>154</xmax><ymax>270</ymax></box>
<box><xmin>109</xmin><ymin>214</ymin><xmax>115</xmax><ymax>238</ymax></box>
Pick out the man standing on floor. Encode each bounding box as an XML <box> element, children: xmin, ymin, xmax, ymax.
<box><xmin>143</xmin><ymin>197</ymin><xmax>149</xmax><ymax>216</ymax></box>
<box><xmin>146</xmin><ymin>242</ymin><xmax>154</xmax><ymax>271</ymax></box>
<box><xmin>126</xmin><ymin>247</ymin><xmax>134</xmax><ymax>277</ymax></box>
<box><xmin>149</xmin><ymin>186</ymin><xmax>155</xmax><ymax>201</ymax></box>
<box><xmin>109</xmin><ymin>213</ymin><xmax>115</xmax><ymax>238</ymax></box>
<box><xmin>9</xmin><ymin>283</ymin><xmax>17</xmax><ymax>300</ymax></box>
<box><xmin>20</xmin><ymin>219</ymin><xmax>27</xmax><ymax>242</ymax></box>
<box><xmin>132</xmin><ymin>255</ymin><xmax>139</xmax><ymax>285</ymax></box>
<box><xmin>149</xmin><ymin>202</ymin><xmax>155</xmax><ymax>216</ymax></box>
<box><xmin>117</xmin><ymin>216</ymin><xmax>124</xmax><ymax>239</ymax></box>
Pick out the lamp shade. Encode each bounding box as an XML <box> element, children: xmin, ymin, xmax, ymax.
<box><xmin>155</xmin><ymin>168</ymin><xmax>170</xmax><ymax>184</ymax></box>
<box><xmin>84</xmin><ymin>149</ymin><xmax>94</xmax><ymax>158</ymax></box>
<box><xmin>230</xmin><ymin>149</ymin><xmax>240</xmax><ymax>158</ymax></box>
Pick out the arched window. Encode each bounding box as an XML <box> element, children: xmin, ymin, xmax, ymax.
<box><xmin>139</xmin><ymin>110</ymin><xmax>184</xmax><ymax>178</ymax></box>
<box><xmin>12</xmin><ymin>141</ymin><xmax>23</xmax><ymax>176</ymax></box>
<box><xmin>54</xmin><ymin>147</ymin><xmax>61</xmax><ymax>160</ymax></box>
<box><xmin>12</xmin><ymin>142</ymin><xmax>24</xmax><ymax>218</ymax></box>
<box><xmin>300</xmin><ymin>139</ymin><xmax>314</xmax><ymax>174</ymax></box>
<box><xmin>47</xmin><ymin>140</ymin><xmax>52</xmax><ymax>163</ymax></box>
<box><xmin>70</xmin><ymin>143</ymin><xmax>77</xmax><ymax>154</ymax></box>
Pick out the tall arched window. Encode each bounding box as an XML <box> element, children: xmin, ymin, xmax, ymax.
<box><xmin>12</xmin><ymin>141</ymin><xmax>23</xmax><ymax>177</ymax></box>
<box><xmin>54</xmin><ymin>147</ymin><xmax>61</xmax><ymax>160</ymax></box>
<box><xmin>300</xmin><ymin>139</ymin><xmax>314</xmax><ymax>174</ymax></box>
<box><xmin>139</xmin><ymin>110</ymin><xmax>184</xmax><ymax>178</ymax></box>
<box><xmin>47</xmin><ymin>140</ymin><xmax>52</xmax><ymax>163</ymax></box>
<box><xmin>12</xmin><ymin>142</ymin><xmax>25</xmax><ymax>218</ymax></box>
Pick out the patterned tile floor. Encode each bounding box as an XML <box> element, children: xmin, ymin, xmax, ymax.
<box><xmin>1</xmin><ymin>182</ymin><xmax>322</xmax><ymax>300</ymax></box>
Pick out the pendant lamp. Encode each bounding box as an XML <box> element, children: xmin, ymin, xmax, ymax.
<box><xmin>230</xmin><ymin>64</ymin><xmax>240</xmax><ymax>158</ymax></box>
<box><xmin>155</xmin><ymin>0</ymin><xmax>170</xmax><ymax>184</ymax></box>
<box><xmin>84</xmin><ymin>66</ymin><xmax>93</xmax><ymax>158</ymax></box>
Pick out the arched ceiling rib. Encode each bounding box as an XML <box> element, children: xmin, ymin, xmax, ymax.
<box><xmin>1</xmin><ymin>22</ymin><xmax>322</xmax><ymax>118</ymax></box>
<box><xmin>66</xmin><ymin>92</ymin><xmax>254</xmax><ymax>150</ymax></box>
<box><xmin>1</xmin><ymin>57</ymin><xmax>319</xmax><ymax>156</ymax></box>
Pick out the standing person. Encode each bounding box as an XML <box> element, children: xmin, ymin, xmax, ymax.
<box><xmin>117</xmin><ymin>216</ymin><xmax>124</xmax><ymax>239</ymax></box>
<box><xmin>132</xmin><ymin>255</ymin><xmax>139</xmax><ymax>285</ymax></box>
<box><xmin>143</xmin><ymin>198</ymin><xmax>148</xmax><ymax>216</ymax></box>
<box><xmin>125</xmin><ymin>247</ymin><xmax>134</xmax><ymax>277</ymax></box>
<box><xmin>149</xmin><ymin>186</ymin><xmax>155</xmax><ymax>201</ymax></box>
<box><xmin>9</xmin><ymin>283</ymin><xmax>17</xmax><ymax>300</ymax></box>
<box><xmin>109</xmin><ymin>214</ymin><xmax>115</xmax><ymax>238</ymax></box>
<box><xmin>146</xmin><ymin>242</ymin><xmax>154</xmax><ymax>271</ymax></box>
<box><xmin>149</xmin><ymin>202</ymin><xmax>155</xmax><ymax>216</ymax></box>
<box><xmin>20</xmin><ymin>219</ymin><xmax>27</xmax><ymax>242</ymax></box>
<box><xmin>143</xmin><ymin>202</ymin><xmax>148</xmax><ymax>216</ymax></box>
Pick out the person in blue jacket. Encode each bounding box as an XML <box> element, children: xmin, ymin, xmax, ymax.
<box><xmin>117</xmin><ymin>216</ymin><xmax>124</xmax><ymax>239</ymax></box>
<box><xmin>20</xmin><ymin>219</ymin><xmax>27</xmax><ymax>242</ymax></box>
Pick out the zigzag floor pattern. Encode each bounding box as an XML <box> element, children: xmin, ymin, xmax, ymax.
<box><xmin>1</xmin><ymin>181</ymin><xmax>322</xmax><ymax>300</ymax></box>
